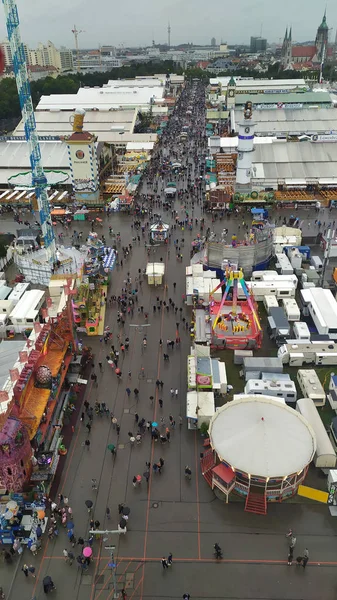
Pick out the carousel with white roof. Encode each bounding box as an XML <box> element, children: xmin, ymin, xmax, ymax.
<box><xmin>201</xmin><ymin>395</ymin><xmax>316</xmax><ymax>514</ymax></box>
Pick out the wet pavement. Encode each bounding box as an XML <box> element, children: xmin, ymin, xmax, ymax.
<box><xmin>2</xmin><ymin>84</ymin><xmax>337</xmax><ymax>600</ymax></box>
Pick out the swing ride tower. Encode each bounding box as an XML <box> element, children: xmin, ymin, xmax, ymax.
<box><xmin>2</xmin><ymin>1</ymin><xmax>86</xmax><ymax>286</ymax></box>
<box><xmin>3</xmin><ymin>0</ymin><xmax>56</xmax><ymax>263</ymax></box>
<box><xmin>209</xmin><ymin>267</ymin><xmax>262</xmax><ymax>350</ymax></box>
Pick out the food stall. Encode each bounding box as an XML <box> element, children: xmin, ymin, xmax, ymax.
<box><xmin>150</xmin><ymin>221</ymin><xmax>169</xmax><ymax>243</ymax></box>
<box><xmin>146</xmin><ymin>263</ymin><xmax>165</xmax><ymax>286</ymax></box>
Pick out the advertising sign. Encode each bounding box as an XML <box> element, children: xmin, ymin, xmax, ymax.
<box><xmin>68</xmin><ymin>144</ymin><xmax>99</xmax><ymax>194</ymax></box>
<box><xmin>255</xmin><ymin>103</ymin><xmax>303</xmax><ymax>110</ymax></box>
<box><xmin>311</xmin><ymin>134</ymin><xmax>337</xmax><ymax>143</ymax></box>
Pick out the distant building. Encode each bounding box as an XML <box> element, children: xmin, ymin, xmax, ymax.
<box><xmin>209</xmin><ymin>59</ymin><xmax>236</xmax><ymax>74</ymax></box>
<box><xmin>281</xmin><ymin>11</ymin><xmax>333</xmax><ymax>70</ymax></box>
<box><xmin>250</xmin><ymin>36</ymin><xmax>267</xmax><ymax>53</ymax></box>
<box><xmin>30</xmin><ymin>41</ymin><xmax>62</xmax><ymax>70</ymax></box>
<box><xmin>100</xmin><ymin>45</ymin><xmax>116</xmax><ymax>57</ymax></box>
<box><xmin>60</xmin><ymin>47</ymin><xmax>74</xmax><ymax>71</ymax></box>
<box><xmin>27</xmin><ymin>65</ymin><xmax>58</xmax><ymax>81</ymax></box>
<box><xmin>1</xmin><ymin>39</ymin><xmax>30</xmax><ymax>67</ymax></box>
<box><xmin>1</xmin><ymin>38</ymin><xmax>74</xmax><ymax>73</ymax></box>
<box><xmin>211</xmin><ymin>37</ymin><xmax>216</xmax><ymax>47</ymax></box>
<box><xmin>196</xmin><ymin>60</ymin><xmax>210</xmax><ymax>70</ymax></box>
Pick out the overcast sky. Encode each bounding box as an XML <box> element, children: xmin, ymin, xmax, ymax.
<box><xmin>0</xmin><ymin>0</ymin><xmax>336</xmax><ymax>49</ymax></box>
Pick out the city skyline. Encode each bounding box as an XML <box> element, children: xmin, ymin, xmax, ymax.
<box><xmin>0</xmin><ymin>0</ymin><xmax>336</xmax><ymax>49</ymax></box>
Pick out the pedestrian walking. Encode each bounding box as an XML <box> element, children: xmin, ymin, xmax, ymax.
<box><xmin>175</xmin><ymin>389</ymin><xmax>178</xmax><ymax>397</ymax></box>
<box><xmin>22</xmin><ymin>564</ymin><xmax>29</xmax><ymax>577</ymax></box>
<box><xmin>63</xmin><ymin>548</ymin><xmax>69</xmax><ymax>562</ymax></box>
<box><xmin>84</xmin><ymin>439</ymin><xmax>91</xmax><ymax>449</ymax></box>
<box><xmin>159</xmin><ymin>398</ymin><xmax>163</xmax><ymax>408</ymax></box>
<box><xmin>126</xmin><ymin>387</ymin><xmax>131</xmax><ymax>396</ymax></box>
<box><xmin>289</xmin><ymin>536</ymin><xmax>296</xmax><ymax>549</ymax></box>
<box><xmin>167</xmin><ymin>552</ymin><xmax>173</xmax><ymax>566</ymax></box>
<box><xmin>302</xmin><ymin>548</ymin><xmax>309</xmax><ymax>568</ymax></box>
<box><xmin>91</xmin><ymin>478</ymin><xmax>98</xmax><ymax>490</ymax></box>
<box><xmin>121</xmin><ymin>589</ymin><xmax>127</xmax><ymax>600</ymax></box>
<box><xmin>116</xmin><ymin>423</ymin><xmax>121</xmax><ymax>436</ymax></box>
<box><xmin>86</xmin><ymin>422</ymin><xmax>92</xmax><ymax>434</ymax></box>
<box><xmin>170</xmin><ymin>388</ymin><xmax>174</xmax><ymax>397</ymax></box>
<box><xmin>183</xmin><ymin>594</ymin><xmax>190</xmax><ymax>600</ymax></box>
<box><xmin>106</xmin><ymin>507</ymin><xmax>111</xmax><ymax>520</ymax></box>
<box><xmin>161</xmin><ymin>557</ymin><xmax>168</xmax><ymax>569</ymax></box>
<box><xmin>184</xmin><ymin>466</ymin><xmax>192</xmax><ymax>480</ymax></box>
<box><xmin>134</xmin><ymin>413</ymin><xmax>139</xmax><ymax>423</ymax></box>
<box><xmin>287</xmin><ymin>547</ymin><xmax>293</xmax><ymax>566</ymax></box>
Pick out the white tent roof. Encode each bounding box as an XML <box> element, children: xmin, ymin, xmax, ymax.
<box><xmin>186</xmin><ymin>391</ymin><xmax>215</xmax><ymax>421</ymax></box>
<box><xmin>209</xmin><ymin>395</ymin><xmax>316</xmax><ymax>477</ymax></box>
<box><xmin>38</xmin><ymin>86</ymin><xmax>165</xmax><ymax>111</ymax></box>
<box><xmin>146</xmin><ymin>262</ymin><xmax>165</xmax><ymax>276</ymax></box>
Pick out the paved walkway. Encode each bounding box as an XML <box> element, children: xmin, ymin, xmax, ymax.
<box><xmin>2</xmin><ymin>204</ymin><xmax>337</xmax><ymax>600</ymax></box>
<box><xmin>2</xmin><ymin>83</ymin><xmax>337</xmax><ymax>598</ymax></box>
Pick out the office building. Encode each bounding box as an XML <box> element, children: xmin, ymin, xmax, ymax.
<box><xmin>250</xmin><ymin>36</ymin><xmax>267</xmax><ymax>53</ymax></box>
<box><xmin>1</xmin><ymin>39</ymin><xmax>30</xmax><ymax>67</ymax></box>
<box><xmin>60</xmin><ymin>47</ymin><xmax>74</xmax><ymax>71</ymax></box>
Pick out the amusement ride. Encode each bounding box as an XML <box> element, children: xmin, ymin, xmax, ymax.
<box><xmin>209</xmin><ymin>267</ymin><xmax>262</xmax><ymax>349</ymax></box>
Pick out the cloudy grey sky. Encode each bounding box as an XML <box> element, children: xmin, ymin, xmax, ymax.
<box><xmin>0</xmin><ymin>0</ymin><xmax>336</xmax><ymax>48</ymax></box>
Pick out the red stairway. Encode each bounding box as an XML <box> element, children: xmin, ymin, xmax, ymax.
<box><xmin>200</xmin><ymin>449</ymin><xmax>215</xmax><ymax>487</ymax></box>
<box><xmin>245</xmin><ymin>491</ymin><xmax>267</xmax><ymax>515</ymax></box>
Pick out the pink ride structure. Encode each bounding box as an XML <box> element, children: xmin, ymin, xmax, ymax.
<box><xmin>209</xmin><ymin>267</ymin><xmax>262</xmax><ymax>350</ymax></box>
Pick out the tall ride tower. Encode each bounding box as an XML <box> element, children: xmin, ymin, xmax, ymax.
<box><xmin>168</xmin><ymin>22</ymin><xmax>171</xmax><ymax>48</ymax></box>
<box><xmin>235</xmin><ymin>101</ymin><xmax>255</xmax><ymax>190</ymax></box>
<box><xmin>3</xmin><ymin>0</ymin><xmax>56</xmax><ymax>263</ymax></box>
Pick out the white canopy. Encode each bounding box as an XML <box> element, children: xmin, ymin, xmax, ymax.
<box><xmin>209</xmin><ymin>395</ymin><xmax>316</xmax><ymax>478</ymax></box>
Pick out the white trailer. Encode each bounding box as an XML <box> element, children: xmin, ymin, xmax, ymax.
<box><xmin>293</xmin><ymin>322</ymin><xmax>311</xmax><ymax>341</ymax></box>
<box><xmin>275</xmin><ymin>253</ymin><xmax>294</xmax><ymax>275</ymax></box>
<box><xmin>7</xmin><ymin>282</ymin><xmax>30</xmax><ymax>307</ymax></box>
<box><xmin>282</xmin><ymin>298</ymin><xmax>300</xmax><ymax>322</ymax></box>
<box><xmin>300</xmin><ymin>288</ymin><xmax>337</xmax><ymax>339</ymax></box>
<box><xmin>315</xmin><ymin>352</ymin><xmax>337</xmax><ymax>366</ymax></box>
<box><xmin>263</xmin><ymin>295</ymin><xmax>279</xmax><ymax>313</ymax></box>
<box><xmin>278</xmin><ymin>341</ymin><xmax>337</xmax><ymax>365</ymax></box>
<box><xmin>238</xmin><ymin>281</ymin><xmax>296</xmax><ymax>301</ymax></box>
<box><xmin>244</xmin><ymin>379</ymin><xmax>297</xmax><ymax>403</ymax></box>
<box><xmin>297</xmin><ymin>369</ymin><xmax>326</xmax><ymax>407</ymax></box>
<box><xmin>252</xmin><ymin>270</ymin><xmax>278</xmax><ymax>281</ymax></box>
<box><xmin>296</xmin><ymin>398</ymin><xmax>336</xmax><ymax>469</ymax></box>
<box><xmin>9</xmin><ymin>289</ymin><xmax>45</xmax><ymax>333</ymax></box>
<box><xmin>260</xmin><ymin>273</ymin><xmax>298</xmax><ymax>287</ymax></box>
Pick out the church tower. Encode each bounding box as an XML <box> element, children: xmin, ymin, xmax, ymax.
<box><xmin>315</xmin><ymin>10</ymin><xmax>329</xmax><ymax>62</ymax></box>
<box><xmin>281</xmin><ymin>27</ymin><xmax>292</xmax><ymax>69</ymax></box>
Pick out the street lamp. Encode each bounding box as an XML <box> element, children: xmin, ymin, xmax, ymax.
<box><xmin>89</xmin><ymin>530</ymin><xmax>122</xmax><ymax>599</ymax></box>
